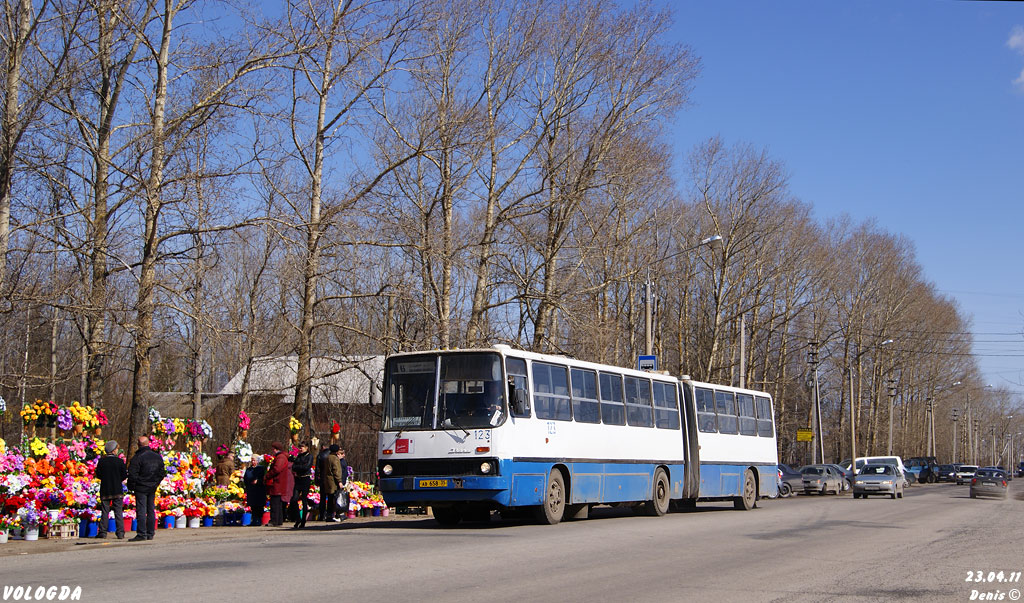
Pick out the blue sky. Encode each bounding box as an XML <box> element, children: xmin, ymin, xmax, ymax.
<box><xmin>661</xmin><ymin>0</ymin><xmax>1024</xmax><ymax>393</ymax></box>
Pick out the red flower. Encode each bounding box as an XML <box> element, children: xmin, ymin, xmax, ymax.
<box><xmin>331</xmin><ymin>421</ymin><xmax>340</xmax><ymax>434</ymax></box>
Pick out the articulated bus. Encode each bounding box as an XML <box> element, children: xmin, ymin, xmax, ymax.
<box><xmin>377</xmin><ymin>345</ymin><xmax>778</xmax><ymax>525</ymax></box>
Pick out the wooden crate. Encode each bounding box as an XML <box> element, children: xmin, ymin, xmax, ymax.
<box><xmin>47</xmin><ymin>523</ymin><xmax>78</xmax><ymax>540</ymax></box>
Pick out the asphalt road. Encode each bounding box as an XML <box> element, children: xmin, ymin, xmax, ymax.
<box><xmin>3</xmin><ymin>481</ymin><xmax>1022</xmax><ymax>603</ymax></box>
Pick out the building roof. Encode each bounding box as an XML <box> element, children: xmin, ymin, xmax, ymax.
<box><xmin>218</xmin><ymin>355</ymin><xmax>385</xmax><ymax>405</ymax></box>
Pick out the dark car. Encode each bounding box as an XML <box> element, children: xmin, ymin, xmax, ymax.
<box><xmin>970</xmin><ymin>468</ymin><xmax>1009</xmax><ymax>499</ymax></box>
<box><xmin>777</xmin><ymin>464</ymin><xmax>803</xmax><ymax>498</ymax></box>
<box><xmin>934</xmin><ymin>464</ymin><xmax>957</xmax><ymax>483</ymax></box>
<box><xmin>1018</xmin><ymin>462</ymin><xmax>1024</xmax><ymax>478</ymax></box>
<box><xmin>994</xmin><ymin>466</ymin><xmax>1013</xmax><ymax>481</ymax></box>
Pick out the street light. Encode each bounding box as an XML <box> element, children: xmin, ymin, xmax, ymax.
<box><xmin>644</xmin><ymin>235</ymin><xmax>723</xmax><ymax>356</ymax></box>
<box><xmin>951</xmin><ymin>407</ymin><xmax>960</xmax><ymax>464</ymax></box>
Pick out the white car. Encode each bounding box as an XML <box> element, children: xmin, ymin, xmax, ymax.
<box><xmin>955</xmin><ymin>465</ymin><xmax>979</xmax><ymax>485</ymax></box>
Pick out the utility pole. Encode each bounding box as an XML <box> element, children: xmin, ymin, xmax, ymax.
<box><xmin>951</xmin><ymin>408</ymin><xmax>960</xmax><ymax>464</ymax></box>
<box><xmin>809</xmin><ymin>342</ymin><xmax>823</xmax><ymax>464</ymax></box>
<box><xmin>887</xmin><ymin>379</ymin><xmax>897</xmax><ymax>455</ymax></box>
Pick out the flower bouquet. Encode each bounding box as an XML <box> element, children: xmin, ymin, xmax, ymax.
<box><xmin>289</xmin><ymin>417</ymin><xmax>302</xmax><ymax>434</ymax></box>
<box><xmin>238</xmin><ymin>411</ymin><xmax>250</xmax><ymax>439</ymax></box>
<box><xmin>232</xmin><ymin>440</ymin><xmax>253</xmax><ymax>463</ymax></box>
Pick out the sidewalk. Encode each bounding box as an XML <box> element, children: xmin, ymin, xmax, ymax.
<box><xmin>0</xmin><ymin>513</ymin><xmax>431</xmax><ymax>557</ymax></box>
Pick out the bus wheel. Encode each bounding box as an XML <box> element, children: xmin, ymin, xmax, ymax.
<box><xmin>535</xmin><ymin>470</ymin><xmax>566</xmax><ymax>525</ymax></box>
<box><xmin>734</xmin><ymin>470</ymin><xmax>756</xmax><ymax>510</ymax></box>
<box><xmin>644</xmin><ymin>468</ymin><xmax>671</xmax><ymax>516</ymax></box>
<box><xmin>433</xmin><ymin>506</ymin><xmax>461</xmax><ymax>527</ymax></box>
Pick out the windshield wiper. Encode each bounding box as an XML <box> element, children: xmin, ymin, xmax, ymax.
<box><xmin>439</xmin><ymin>393</ymin><xmax>470</xmax><ymax>437</ymax></box>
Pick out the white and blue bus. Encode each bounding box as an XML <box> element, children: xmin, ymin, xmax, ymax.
<box><xmin>377</xmin><ymin>345</ymin><xmax>778</xmax><ymax>525</ymax></box>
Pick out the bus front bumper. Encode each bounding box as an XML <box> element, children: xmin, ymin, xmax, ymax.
<box><xmin>379</xmin><ymin>475</ymin><xmax>512</xmax><ymax>506</ymax></box>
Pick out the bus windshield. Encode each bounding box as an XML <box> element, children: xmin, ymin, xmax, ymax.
<box><xmin>383</xmin><ymin>353</ymin><xmax>505</xmax><ymax>430</ymax></box>
<box><xmin>384</xmin><ymin>355</ymin><xmax>437</xmax><ymax>430</ymax></box>
<box><xmin>439</xmin><ymin>353</ymin><xmax>505</xmax><ymax>429</ymax></box>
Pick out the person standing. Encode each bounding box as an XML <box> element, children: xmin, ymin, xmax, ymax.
<box><xmin>289</xmin><ymin>442</ymin><xmax>314</xmax><ymax>528</ymax></box>
<box><xmin>214</xmin><ymin>451</ymin><xmax>236</xmax><ymax>486</ymax></box>
<box><xmin>242</xmin><ymin>456</ymin><xmax>267</xmax><ymax>526</ymax></box>
<box><xmin>322</xmin><ymin>444</ymin><xmax>343</xmax><ymax>522</ymax></box>
<box><xmin>94</xmin><ymin>440</ymin><xmax>127</xmax><ymax>539</ymax></box>
<box><xmin>127</xmin><ymin>436</ymin><xmax>166</xmax><ymax>542</ymax></box>
<box><xmin>314</xmin><ymin>442</ymin><xmax>332</xmax><ymax>521</ymax></box>
<box><xmin>264</xmin><ymin>442</ymin><xmax>290</xmax><ymax>526</ymax></box>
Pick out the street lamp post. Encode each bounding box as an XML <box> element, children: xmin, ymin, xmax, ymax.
<box><xmin>951</xmin><ymin>408</ymin><xmax>960</xmax><ymax>464</ymax></box>
<box><xmin>644</xmin><ymin>235</ymin><xmax>723</xmax><ymax>356</ymax></box>
<box><xmin>809</xmin><ymin>341</ymin><xmax>824</xmax><ymax>464</ymax></box>
<box><xmin>887</xmin><ymin>378</ymin><xmax>897</xmax><ymax>455</ymax></box>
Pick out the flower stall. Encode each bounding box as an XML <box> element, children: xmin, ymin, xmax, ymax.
<box><xmin>0</xmin><ymin>401</ymin><xmax>390</xmax><ymax>544</ymax></box>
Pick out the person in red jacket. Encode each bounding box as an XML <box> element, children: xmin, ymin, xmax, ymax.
<box><xmin>264</xmin><ymin>442</ymin><xmax>291</xmax><ymax>526</ymax></box>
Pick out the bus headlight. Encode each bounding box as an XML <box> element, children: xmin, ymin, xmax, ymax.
<box><xmin>382</xmin><ymin>464</ymin><xmax>393</xmax><ymax>476</ymax></box>
<box><xmin>480</xmin><ymin>462</ymin><xmax>493</xmax><ymax>474</ymax></box>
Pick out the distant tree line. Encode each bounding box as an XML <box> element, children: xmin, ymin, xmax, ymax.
<box><xmin>0</xmin><ymin>0</ymin><xmax>1016</xmax><ymax>464</ymax></box>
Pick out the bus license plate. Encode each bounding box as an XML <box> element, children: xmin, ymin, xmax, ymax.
<box><xmin>418</xmin><ymin>479</ymin><xmax>449</xmax><ymax>488</ymax></box>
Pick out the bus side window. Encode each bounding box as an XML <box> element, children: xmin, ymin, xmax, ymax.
<box><xmin>695</xmin><ymin>387</ymin><xmax>717</xmax><ymax>433</ymax></box>
<box><xmin>653</xmin><ymin>381</ymin><xmax>680</xmax><ymax>430</ymax></box>
<box><xmin>755</xmin><ymin>396</ymin><xmax>773</xmax><ymax>437</ymax></box>
<box><xmin>506</xmin><ymin>357</ymin><xmax>531</xmax><ymax>418</ymax></box>
<box><xmin>737</xmin><ymin>393</ymin><xmax>756</xmax><ymax>436</ymax></box>
<box><xmin>571</xmin><ymin>368</ymin><xmax>600</xmax><ymax>424</ymax></box>
<box><xmin>533</xmin><ymin>362</ymin><xmax>571</xmax><ymax>421</ymax></box>
<box><xmin>624</xmin><ymin>376</ymin><xmax>653</xmax><ymax>428</ymax></box>
<box><xmin>598</xmin><ymin>372</ymin><xmax>625</xmax><ymax>426</ymax></box>
<box><xmin>715</xmin><ymin>390</ymin><xmax>738</xmax><ymax>434</ymax></box>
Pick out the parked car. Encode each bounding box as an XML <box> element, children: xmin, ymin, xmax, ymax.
<box><xmin>934</xmin><ymin>464</ymin><xmax>957</xmax><ymax>483</ymax></box>
<box><xmin>905</xmin><ymin>457</ymin><xmax>939</xmax><ymax>483</ymax></box>
<box><xmin>994</xmin><ymin>466</ymin><xmax>1013</xmax><ymax>481</ymax></box>
<box><xmin>1018</xmin><ymin>462</ymin><xmax>1024</xmax><ymax>478</ymax></box>
<box><xmin>970</xmin><ymin>468</ymin><xmax>1009</xmax><ymax>499</ymax></box>
<box><xmin>955</xmin><ymin>465</ymin><xmax>978</xmax><ymax>485</ymax></box>
<box><xmin>777</xmin><ymin>464</ymin><xmax>803</xmax><ymax>498</ymax></box>
<box><xmin>852</xmin><ymin>464</ymin><xmax>905</xmax><ymax>499</ymax></box>
<box><xmin>826</xmin><ymin>463</ymin><xmax>853</xmax><ymax>491</ymax></box>
<box><xmin>800</xmin><ymin>464</ymin><xmax>845</xmax><ymax>495</ymax></box>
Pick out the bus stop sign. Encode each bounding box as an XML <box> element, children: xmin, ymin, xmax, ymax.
<box><xmin>638</xmin><ymin>355</ymin><xmax>657</xmax><ymax>371</ymax></box>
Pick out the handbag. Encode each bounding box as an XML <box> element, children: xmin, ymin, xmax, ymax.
<box><xmin>334</xmin><ymin>488</ymin><xmax>349</xmax><ymax>514</ymax></box>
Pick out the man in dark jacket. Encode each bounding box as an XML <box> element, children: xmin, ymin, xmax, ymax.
<box><xmin>94</xmin><ymin>440</ymin><xmax>127</xmax><ymax>539</ymax></box>
<box><xmin>264</xmin><ymin>442</ymin><xmax>290</xmax><ymax>526</ymax></box>
<box><xmin>127</xmin><ymin>436</ymin><xmax>166</xmax><ymax>542</ymax></box>
<box><xmin>289</xmin><ymin>442</ymin><xmax>314</xmax><ymax>528</ymax></box>
<box><xmin>315</xmin><ymin>443</ymin><xmax>332</xmax><ymax>522</ymax></box>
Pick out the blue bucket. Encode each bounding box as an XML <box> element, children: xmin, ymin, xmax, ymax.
<box><xmin>78</xmin><ymin>519</ymin><xmax>89</xmax><ymax>538</ymax></box>
<box><xmin>202</xmin><ymin>516</ymin><xmax>213</xmax><ymax>527</ymax></box>
<box><xmin>241</xmin><ymin>512</ymin><xmax>252</xmax><ymax>526</ymax></box>
<box><xmin>108</xmin><ymin>518</ymin><xmax>117</xmax><ymax>533</ymax></box>
<box><xmin>131</xmin><ymin>519</ymin><xmax>137</xmax><ymax>531</ymax></box>
<box><xmin>164</xmin><ymin>516</ymin><xmax>175</xmax><ymax>529</ymax></box>
<box><xmin>87</xmin><ymin>522</ymin><xmax>98</xmax><ymax>537</ymax></box>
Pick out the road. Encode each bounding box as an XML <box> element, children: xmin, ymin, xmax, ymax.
<box><xmin>3</xmin><ymin>481</ymin><xmax>1021</xmax><ymax>603</ymax></box>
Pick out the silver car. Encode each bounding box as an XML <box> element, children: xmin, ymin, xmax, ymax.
<box><xmin>853</xmin><ymin>464</ymin><xmax>904</xmax><ymax>499</ymax></box>
<box><xmin>800</xmin><ymin>464</ymin><xmax>845</xmax><ymax>495</ymax></box>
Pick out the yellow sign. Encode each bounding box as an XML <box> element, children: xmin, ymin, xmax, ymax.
<box><xmin>796</xmin><ymin>428</ymin><xmax>814</xmax><ymax>442</ymax></box>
